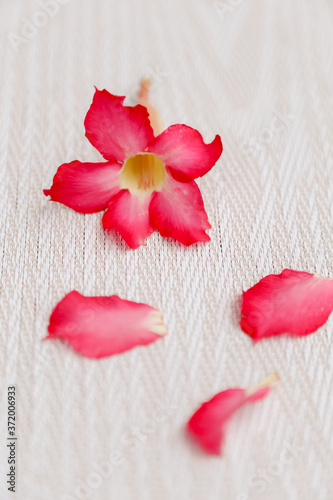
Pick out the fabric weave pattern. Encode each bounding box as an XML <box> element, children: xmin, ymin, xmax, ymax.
<box><xmin>0</xmin><ymin>0</ymin><xmax>332</xmax><ymax>499</ymax></box>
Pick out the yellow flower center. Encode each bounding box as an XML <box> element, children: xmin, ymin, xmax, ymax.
<box><xmin>120</xmin><ymin>153</ymin><xmax>166</xmax><ymax>196</ymax></box>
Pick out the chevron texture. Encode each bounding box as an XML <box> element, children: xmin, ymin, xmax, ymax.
<box><xmin>0</xmin><ymin>0</ymin><xmax>333</xmax><ymax>499</ymax></box>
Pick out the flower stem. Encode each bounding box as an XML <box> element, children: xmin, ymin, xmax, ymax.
<box><xmin>138</xmin><ymin>78</ymin><xmax>163</xmax><ymax>136</ymax></box>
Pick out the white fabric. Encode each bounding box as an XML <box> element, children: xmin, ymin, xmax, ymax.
<box><xmin>0</xmin><ymin>0</ymin><xmax>332</xmax><ymax>499</ymax></box>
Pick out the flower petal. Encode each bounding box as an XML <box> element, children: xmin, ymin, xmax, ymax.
<box><xmin>147</xmin><ymin>124</ymin><xmax>222</xmax><ymax>182</ymax></box>
<box><xmin>44</xmin><ymin>160</ymin><xmax>122</xmax><ymax>213</ymax></box>
<box><xmin>149</xmin><ymin>174</ymin><xmax>211</xmax><ymax>246</ymax></box>
<box><xmin>241</xmin><ymin>269</ymin><xmax>333</xmax><ymax>342</ymax></box>
<box><xmin>102</xmin><ymin>190</ymin><xmax>155</xmax><ymax>249</ymax></box>
<box><xmin>187</xmin><ymin>374</ymin><xmax>278</xmax><ymax>456</ymax></box>
<box><xmin>84</xmin><ymin>88</ymin><xmax>155</xmax><ymax>162</ymax></box>
<box><xmin>46</xmin><ymin>291</ymin><xmax>167</xmax><ymax>358</ymax></box>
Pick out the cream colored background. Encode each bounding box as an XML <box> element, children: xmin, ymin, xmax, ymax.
<box><xmin>0</xmin><ymin>0</ymin><xmax>332</xmax><ymax>499</ymax></box>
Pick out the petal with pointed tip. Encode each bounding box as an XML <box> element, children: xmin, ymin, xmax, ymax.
<box><xmin>84</xmin><ymin>88</ymin><xmax>155</xmax><ymax>162</ymax></box>
<box><xmin>147</xmin><ymin>124</ymin><xmax>222</xmax><ymax>182</ymax></box>
<box><xmin>187</xmin><ymin>374</ymin><xmax>278</xmax><ymax>455</ymax></box>
<box><xmin>44</xmin><ymin>160</ymin><xmax>122</xmax><ymax>213</ymax></box>
<box><xmin>149</xmin><ymin>175</ymin><xmax>211</xmax><ymax>246</ymax></box>
<box><xmin>46</xmin><ymin>291</ymin><xmax>166</xmax><ymax>358</ymax></box>
<box><xmin>103</xmin><ymin>190</ymin><xmax>155</xmax><ymax>249</ymax></box>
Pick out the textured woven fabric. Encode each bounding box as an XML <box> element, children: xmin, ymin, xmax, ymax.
<box><xmin>1</xmin><ymin>0</ymin><xmax>333</xmax><ymax>499</ymax></box>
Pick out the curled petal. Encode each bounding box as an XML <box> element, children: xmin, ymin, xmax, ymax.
<box><xmin>149</xmin><ymin>175</ymin><xmax>211</xmax><ymax>246</ymax></box>
<box><xmin>44</xmin><ymin>160</ymin><xmax>121</xmax><ymax>213</ymax></box>
<box><xmin>84</xmin><ymin>88</ymin><xmax>155</xmax><ymax>162</ymax></box>
<box><xmin>241</xmin><ymin>269</ymin><xmax>333</xmax><ymax>342</ymax></box>
<box><xmin>102</xmin><ymin>190</ymin><xmax>155</xmax><ymax>249</ymax></box>
<box><xmin>187</xmin><ymin>374</ymin><xmax>278</xmax><ymax>456</ymax></box>
<box><xmin>147</xmin><ymin>124</ymin><xmax>222</xmax><ymax>182</ymax></box>
<box><xmin>46</xmin><ymin>291</ymin><xmax>166</xmax><ymax>358</ymax></box>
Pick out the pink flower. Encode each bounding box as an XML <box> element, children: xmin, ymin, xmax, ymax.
<box><xmin>240</xmin><ymin>269</ymin><xmax>333</xmax><ymax>342</ymax></box>
<box><xmin>45</xmin><ymin>291</ymin><xmax>167</xmax><ymax>359</ymax></box>
<box><xmin>187</xmin><ymin>374</ymin><xmax>278</xmax><ymax>456</ymax></box>
<box><xmin>44</xmin><ymin>88</ymin><xmax>222</xmax><ymax>248</ymax></box>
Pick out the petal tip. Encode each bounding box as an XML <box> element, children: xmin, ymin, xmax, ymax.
<box><xmin>212</xmin><ymin>134</ymin><xmax>223</xmax><ymax>157</ymax></box>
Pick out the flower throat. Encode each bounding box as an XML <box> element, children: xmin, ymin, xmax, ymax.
<box><xmin>120</xmin><ymin>153</ymin><xmax>166</xmax><ymax>195</ymax></box>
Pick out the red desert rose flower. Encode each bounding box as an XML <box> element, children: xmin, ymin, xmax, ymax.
<box><xmin>241</xmin><ymin>269</ymin><xmax>333</xmax><ymax>342</ymax></box>
<box><xmin>187</xmin><ymin>373</ymin><xmax>278</xmax><ymax>456</ymax></box>
<box><xmin>45</xmin><ymin>291</ymin><xmax>167</xmax><ymax>358</ymax></box>
<box><xmin>44</xmin><ymin>87</ymin><xmax>223</xmax><ymax>248</ymax></box>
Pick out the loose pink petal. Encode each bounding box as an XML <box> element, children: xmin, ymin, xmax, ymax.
<box><xmin>102</xmin><ymin>190</ymin><xmax>155</xmax><ymax>249</ymax></box>
<box><xmin>187</xmin><ymin>374</ymin><xmax>278</xmax><ymax>456</ymax></box>
<box><xmin>46</xmin><ymin>291</ymin><xmax>166</xmax><ymax>358</ymax></box>
<box><xmin>84</xmin><ymin>88</ymin><xmax>155</xmax><ymax>162</ymax></box>
<box><xmin>43</xmin><ymin>160</ymin><xmax>122</xmax><ymax>213</ymax></box>
<box><xmin>149</xmin><ymin>174</ymin><xmax>211</xmax><ymax>246</ymax></box>
<box><xmin>147</xmin><ymin>124</ymin><xmax>222</xmax><ymax>182</ymax></box>
<box><xmin>241</xmin><ymin>269</ymin><xmax>333</xmax><ymax>341</ymax></box>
